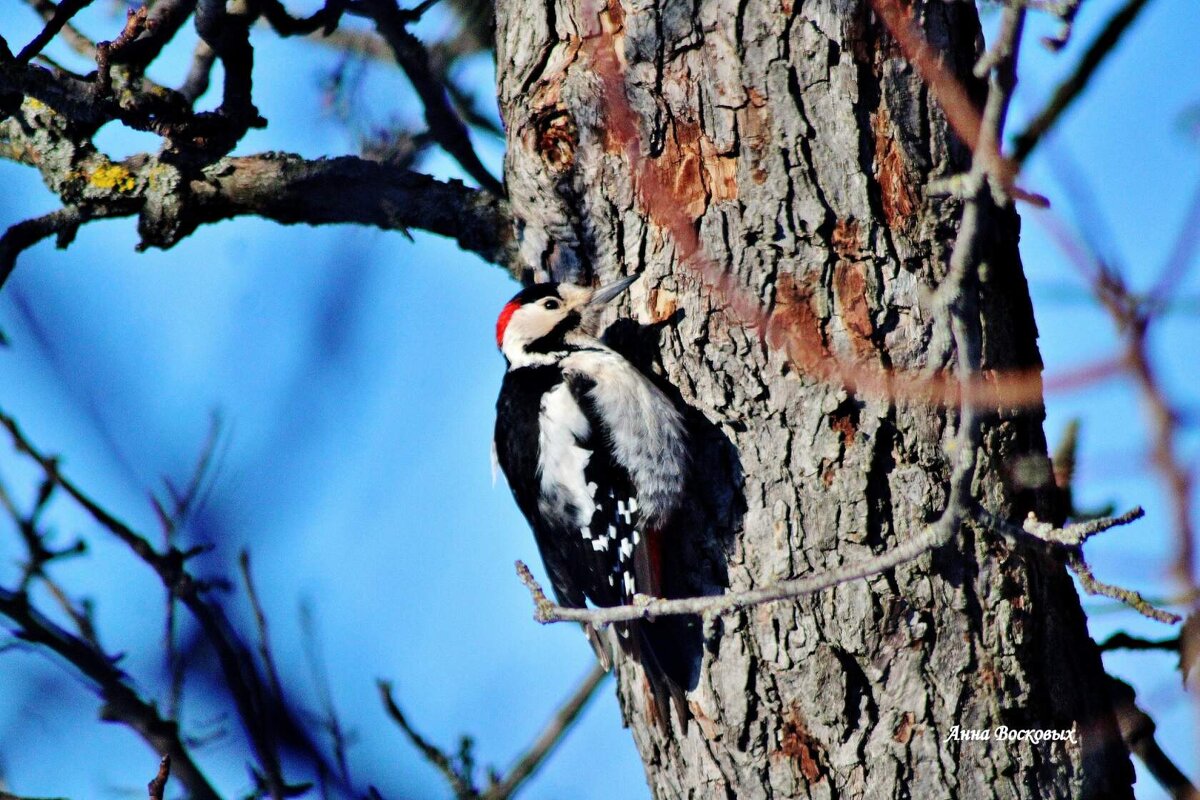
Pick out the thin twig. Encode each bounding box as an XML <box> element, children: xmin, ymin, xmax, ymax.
<box><xmin>353</xmin><ymin>0</ymin><xmax>503</xmax><ymax>195</ymax></box>
<box><xmin>1069</xmin><ymin>551</ymin><xmax>1181</xmax><ymax>624</ymax></box>
<box><xmin>147</xmin><ymin>756</ymin><xmax>171</xmax><ymax>800</ymax></box>
<box><xmin>972</xmin><ymin>505</ymin><xmax>1144</xmax><ymax>548</ymax></box>
<box><xmin>483</xmin><ymin>664</ymin><xmax>608</xmax><ymax>800</ymax></box>
<box><xmin>0</xmin><ymin>588</ymin><xmax>220</xmax><ymax>800</ymax></box>
<box><xmin>0</xmin><ymin>407</ymin><xmax>349</xmax><ymax>798</ymax></box>
<box><xmin>15</xmin><ymin>0</ymin><xmax>93</xmax><ymax>63</ymax></box>
<box><xmin>0</xmin><ymin>207</ymin><xmax>88</xmax><ymax>292</ymax></box>
<box><xmin>1099</xmin><ymin>632</ymin><xmax>1180</xmax><ymax>652</ymax></box>
<box><xmin>516</xmin><ymin>519</ymin><xmax>953</xmax><ymax>626</ymax></box>
<box><xmin>1107</xmin><ymin>677</ymin><xmax>1199</xmax><ymax>800</ymax></box>
<box><xmin>1011</xmin><ymin>0</ymin><xmax>1152</xmax><ymax>164</ymax></box>
<box><xmin>378</xmin><ymin>680</ymin><xmax>478</xmax><ymax>798</ymax></box>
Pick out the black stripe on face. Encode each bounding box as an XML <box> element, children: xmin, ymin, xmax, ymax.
<box><xmin>508</xmin><ymin>283</ymin><xmax>563</xmax><ymax>306</ymax></box>
<box><xmin>527</xmin><ymin>310</ymin><xmax>582</xmax><ymax>353</ymax></box>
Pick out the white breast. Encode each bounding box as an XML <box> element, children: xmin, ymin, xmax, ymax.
<box><xmin>536</xmin><ymin>382</ymin><xmax>595</xmax><ymax>528</ymax></box>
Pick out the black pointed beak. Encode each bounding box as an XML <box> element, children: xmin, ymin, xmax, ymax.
<box><xmin>588</xmin><ymin>274</ymin><xmax>639</xmax><ymax>307</ymax></box>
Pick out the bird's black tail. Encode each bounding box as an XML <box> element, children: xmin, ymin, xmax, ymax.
<box><xmin>618</xmin><ymin>614</ymin><xmax>702</xmax><ymax>734</ymax></box>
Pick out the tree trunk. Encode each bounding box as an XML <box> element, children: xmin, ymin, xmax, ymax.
<box><xmin>494</xmin><ymin>0</ymin><xmax>1133</xmax><ymax>797</ymax></box>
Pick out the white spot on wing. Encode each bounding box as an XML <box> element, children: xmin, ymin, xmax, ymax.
<box><xmin>592</xmin><ymin>536</ymin><xmax>609</xmax><ymax>552</ymax></box>
<box><xmin>623</xmin><ymin>571</ymin><xmax>635</xmax><ymax>596</ymax></box>
<box><xmin>619</xmin><ymin>538</ymin><xmax>634</xmax><ymax>560</ymax></box>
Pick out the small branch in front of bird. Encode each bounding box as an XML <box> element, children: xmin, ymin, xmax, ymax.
<box><xmin>515</xmin><ymin>504</ymin><xmax>1172</xmax><ymax>627</ymax></box>
<box><xmin>515</xmin><ymin>517</ymin><xmax>955</xmax><ymax>627</ymax></box>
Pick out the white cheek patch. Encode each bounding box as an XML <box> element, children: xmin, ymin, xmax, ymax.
<box><xmin>536</xmin><ymin>383</ymin><xmax>595</xmax><ymax>528</ymax></box>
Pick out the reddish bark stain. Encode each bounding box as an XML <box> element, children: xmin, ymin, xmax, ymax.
<box><xmin>648</xmin><ymin>288</ymin><xmax>678</xmax><ymax>322</ymax></box>
<box><xmin>830</xmin><ymin>407</ymin><xmax>858</xmax><ymax>446</ymax></box>
<box><xmin>777</xmin><ymin>707</ymin><xmax>826</xmax><ymax>782</ymax></box>
<box><xmin>767</xmin><ymin>273</ymin><xmax>829</xmax><ymax>374</ymax></box>
<box><xmin>872</xmin><ymin>105</ymin><xmax>917</xmax><ymax>229</ymax></box>
<box><xmin>893</xmin><ymin>711</ymin><xmax>916</xmax><ymax>744</ymax></box>
<box><xmin>834</xmin><ymin>259</ymin><xmax>875</xmax><ymax>356</ymax></box>
<box><xmin>831</xmin><ymin>220</ymin><xmax>875</xmax><ymax>356</ymax></box>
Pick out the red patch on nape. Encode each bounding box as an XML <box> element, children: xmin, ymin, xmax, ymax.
<box><xmin>495</xmin><ymin>300</ymin><xmax>521</xmax><ymax>348</ymax></box>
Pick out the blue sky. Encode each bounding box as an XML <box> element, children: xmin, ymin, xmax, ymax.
<box><xmin>0</xmin><ymin>1</ymin><xmax>1196</xmax><ymax>798</ymax></box>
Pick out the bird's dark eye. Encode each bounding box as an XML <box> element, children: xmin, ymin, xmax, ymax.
<box><xmin>543</xmin><ymin>299</ymin><xmax>560</xmax><ymax>310</ymax></box>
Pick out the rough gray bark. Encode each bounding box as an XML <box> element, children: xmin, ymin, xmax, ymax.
<box><xmin>494</xmin><ymin>0</ymin><xmax>1133</xmax><ymax>797</ymax></box>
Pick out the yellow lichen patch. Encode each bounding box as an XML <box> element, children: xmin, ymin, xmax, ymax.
<box><xmin>88</xmin><ymin>163</ymin><xmax>136</xmax><ymax>192</ymax></box>
<box><xmin>22</xmin><ymin>97</ymin><xmax>47</xmax><ymax>113</ymax></box>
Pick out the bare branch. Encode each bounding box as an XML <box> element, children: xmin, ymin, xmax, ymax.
<box><xmin>0</xmin><ymin>144</ymin><xmax>515</xmax><ymax>291</ymax></box>
<box><xmin>1012</xmin><ymin>0</ymin><xmax>1153</xmax><ymax>164</ymax></box>
<box><xmin>1107</xmin><ymin>677</ymin><xmax>1199</xmax><ymax>800</ymax></box>
<box><xmin>0</xmin><ymin>587</ymin><xmax>220</xmax><ymax>800</ymax></box>
<box><xmin>1069</xmin><ymin>551</ymin><xmax>1181</xmax><ymax>624</ymax></box>
<box><xmin>19</xmin><ymin>0</ymin><xmax>96</xmax><ymax>59</ymax></box>
<box><xmin>260</xmin><ymin>0</ymin><xmax>346</xmax><ymax>36</ymax></box>
<box><xmin>483</xmin><ymin>664</ymin><xmax>608</xmax><ymax>800</ymax></box>
<box><xmin>0</xmin><ymin>208</ymin><xmax>88</xmax><ymax>290</ymax></box>
<box><xmin>0</xmin><ymin>407</ymin><xmax>350</xmax><ymax>798</ymax></box>
<box><xmin>181</xmin><ymin>153</ymin><xmax>514</xmax><ymax>266</ymax></box>
<box><xmin>971</xmin><ymin>504</ymin><xmax>1180</xmax><ymax>623</ymax></box>
<box><xmin>516</xmin><ymin>520</ymin><xmax>953</xmax><ymax>626</ymax></box>
<box><xmin>147</xmin><ymin>756</ymin><xmax>171</xmax><ymax>800</ymax></box>
<box><xmin>353</xmin><ymin>0</ymin><xmax>503</xmax><ymax>195</ymax></box>
<box><xmin>15</xmin><ymin>0</ymin><xmax>93</xmax><ymax>63</ymax></box>
<box><xmin>378</xmin><ymin>680</ymin><xmax>478</xmax><ymax>799</ymax></box>
<box><xmin>972</xmin><ymin>505</ymin><xmax>1145</xmax><ymax>548</ymax></box>
<box><xmin>1099</xmin><ymin>632</ymin><xmax>1180</xmax><ymax>652</ymax></box>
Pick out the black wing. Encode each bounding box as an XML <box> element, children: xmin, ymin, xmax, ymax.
<box><xmin>565</xmin><ymin>373</ymin><xmax>658</xmax><ymax>608</ymax></box>
<box><xmin>495</xmin><ymin>366</ymin><xmax>623</xmax><ymax>610</ymax></box>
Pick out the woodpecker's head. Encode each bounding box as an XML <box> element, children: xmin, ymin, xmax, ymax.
<box><xmin>495</xmin><ymin>275</ymin><xmax>638</xmax><ymax>365</ymax></box>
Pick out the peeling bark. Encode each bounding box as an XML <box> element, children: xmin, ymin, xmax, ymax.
<box><xmin>495</xmin><ymin>0</ymin><xmax>1132</xmax><ymax>797</ymax></box>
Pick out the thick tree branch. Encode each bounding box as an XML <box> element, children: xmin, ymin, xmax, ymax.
<box><xmin>183</xmin><ymin>154</ymin><xmax>514</xmax><ymax>266</ymax></box>
<box><xmin>0</xmin><ymin>144</ymin><xmax>515</xmax><ymax>289</ymax></box>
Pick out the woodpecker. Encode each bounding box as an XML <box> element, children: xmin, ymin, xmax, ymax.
<box><xmin>493</xmin><ymin>275</ymin><xmax>692</xmax><ymax>728</ymax></box>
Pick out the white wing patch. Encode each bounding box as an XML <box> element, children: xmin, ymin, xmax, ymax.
<box><xmin>536</xmin><ymin>382</ymin><xmax>595</xmax><ymax>529</ymax></box>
